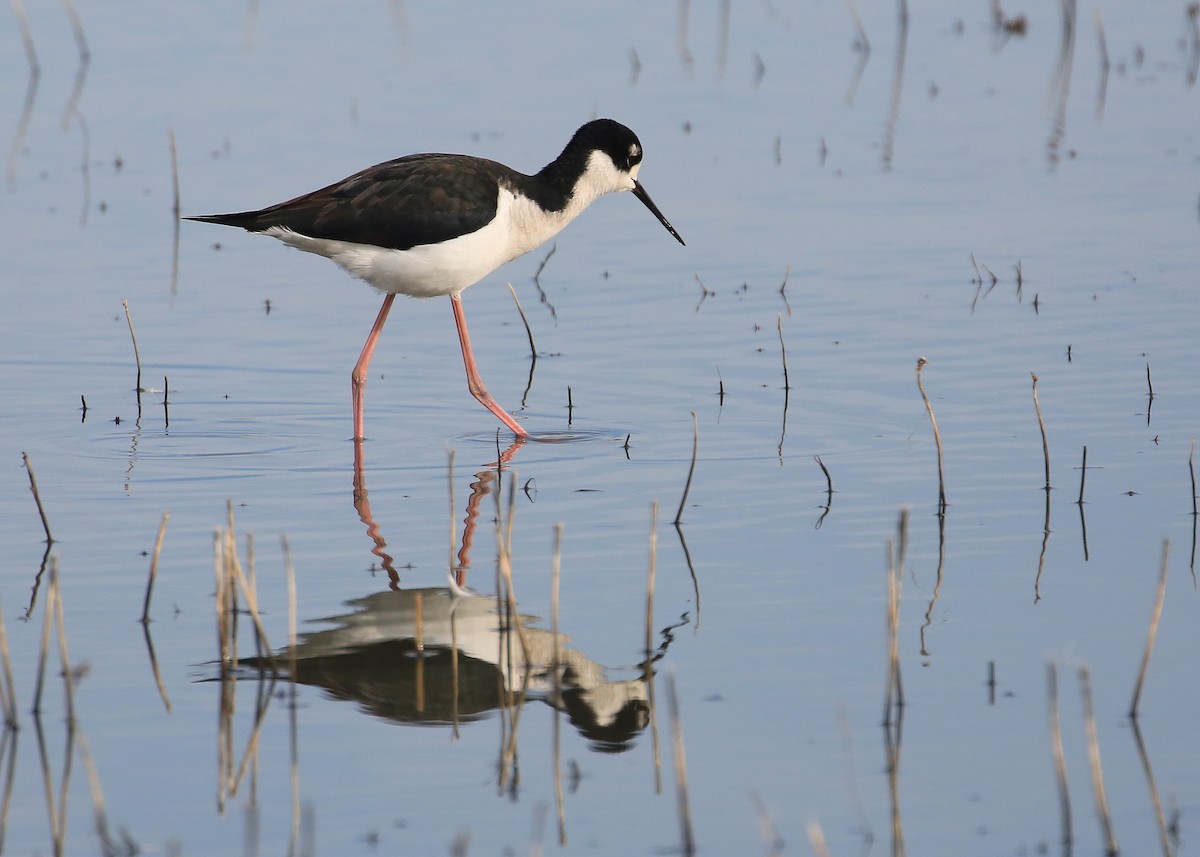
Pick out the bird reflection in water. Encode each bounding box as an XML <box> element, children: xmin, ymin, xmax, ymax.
<box><xmin>246</xmin><ymin>438</ymin><xmax>674</xmax><ymax>752</ymax></box>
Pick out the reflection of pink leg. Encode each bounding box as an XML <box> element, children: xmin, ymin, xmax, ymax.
<box><xmin>451</xmin><ymin>294</ymin><xmax>529</xmax><ymax>438</ymax></box>
<box><xmin>352</xmin><ymin>294</ymin><xmax>396</xmax><ymax>441</ymax></box>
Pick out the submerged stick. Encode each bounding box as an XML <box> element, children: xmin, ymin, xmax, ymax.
<box><xmin>506</xmin><ymin>282</ymin><xmax>537</xmax><ymax>361</ymax></box>
<box><xmin>21</xmin><ymin>453</ymin><xmax>54</xmax><ymax>544</ymax></box>
<box><xmin>883</xmin><ymin>509</ymin><xmax>908</xmax><ymax>724</ymax></box>
<box><xmin>551</xmin><ymin>523</ymin><xmax>567</xmax><ymax>845</ymax></box>
<box><xmin>0</xmin><ymin>596</ymin><xmax>18</xmax><ymax>727</ymax></box>
<box><xmin>916</xmin><ymin>358</ymin><xmax>946</xmax><ymax>513</ymax></box>
<box><xmin>1031</xmin><ymin>373</ymin><xmax>1051</xmax><ymax>491</ymax></box>
<box><xmin>121</xmin><ymin>299</ymin><xmax>143</xmax><ymax>395</ymax></box>
<box><xmin>1078</xmin><ymin>665</ymin><xmax>1118</xmax><ymax>855</ymax></box>
<box><xmin>1047</xmin><ymin>662</ymin><xmax>1073</xmax><ymax>850</ymax></box>
<box><xmin>665</xmin><ymin>672</ymin><xmax>696</xmax><ymax>856</ymax></box>
<box><xmin>139</xmin><ymin>511</ymin><xmax>170</xmax><ymax>624</ymax></box>
<box><xmin>674</xmin><ymin>412</ymin><xmax>699</xmax><ymax>526</ymax></box>
<box><xmin>1076</xmin><ymin>445</ymin><xmax>1088</xmax><ymax>505</ymax></box>
<box><xmin>777</xmin><ymin>314</ymin><xmax>790</xmax><ymax>391</ymax></box>
<box><xmin>1190</xmin><ymin>438</ymin><xmax>1197</xmax><ymax>520</ymax></box>
<box><xmin>1129</xmin><ymin>539</ymin><xmax>1169</xmax><ymax>718</ymax></box>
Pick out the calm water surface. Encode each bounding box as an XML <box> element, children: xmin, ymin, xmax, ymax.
<box><xmin>2</xmin><ymin>1</ymin><xmax>1199</xmax><ymax>854</ymax></box>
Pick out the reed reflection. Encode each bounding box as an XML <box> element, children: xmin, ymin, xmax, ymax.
<box><xmin>261</xmin><ymin>439</ymin><xmax>667</xmax><ymax>752</ymax></box>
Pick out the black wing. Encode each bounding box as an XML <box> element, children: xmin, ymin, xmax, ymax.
<box><xmin>186</xmin><ymin>154</ymin><xmax>513</xmax><ymax>251</ymax></box>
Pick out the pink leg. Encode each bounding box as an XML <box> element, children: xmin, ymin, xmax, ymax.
<box><xmin>352</xmin><ymin>294</ymin><xmax>396</xmax><ymax>441</ymax></box>
<box><xmin>451</xmin><ymin>294</ymin><xmax>529</xmax><ymax>438</ymax></box>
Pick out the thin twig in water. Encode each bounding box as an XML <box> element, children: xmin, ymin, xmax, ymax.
<box><xmin>1078</xmin><ymin>665</ymin><xmax>1118</xmax><ymax>855</ymax></box>
<box><xmin>674</xmin><ymin>412</ymin><xmax>699</xmax><ymax>526</ymax></box>
<box><xmin>1031</xmin><ymin>373</ymin><xmax>1051</xmax><ymax>491</ymax></box>
<box><xmin>122</xmin><ymin>299</ymin><xmax>143</xmax><ymax>396</ymax></box>
<box><xmin>505</xmin><ymin>283</ymin><xmax>537</xmax><ymax>360</ymax></box>
<box><xmin>168</xmin><ymin>126</ymin><xmax>180</xmax><ymax>217</ymax></box>
<box><xmin>1129</xmin><ymin>539</ymin><xmax>1169</xmax><ymax>719</ymax></box>
<box><xmin>1046</xmin><ymin>662</ymin><xmax>1073</xmax><ymax>851</ymax></box>
<box><xmin>139</xmin><ymin>510</ymin><xmax>170</xmax><ymax>624</ymax></box>
<box><xmin>665</xmin><ymin>672</ymin><xmax>696</xmax><ymax>856</ymax></box>
<box><xmin>532</xmin><ymin>243</ymin><xmax>558</xmax><ymax>319</ymax></box>
<box><xmin>1076</xmin><ymin>445</ymin><xmax>1088</xmax><ymax>505</ymax></box>
<box><xmin>883</xmin><ymin>509</ymin><xmax>908</xmax><ymax>724</ymax></box>
<box><xmin>778</xmin><ymin>265</ymin><xmax>792</xmax><ymax>315</ymax></box>
<box><xmin>0</xmin><ymin>596</ymin><xmax>18</xmax><ymax>727</ymax></box>
<box><xmin>21</xmin><ymin>452</ymin><xmax>54</xmax><ymax>543</ymax></box>
<box><xmin>916</xmin><ymin>358</ymin><xmax>946</xmax><ymax>513</ymax></box>
<box><xmin>777</xmin><ymin>313</ymin><xmax>790</xmax><ymax>391</ymax></box>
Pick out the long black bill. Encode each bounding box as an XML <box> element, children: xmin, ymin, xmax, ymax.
<box><xmin>633</xmin><ymin>181</ymin><xmax>685</xmax><ymax>246</ymax></box>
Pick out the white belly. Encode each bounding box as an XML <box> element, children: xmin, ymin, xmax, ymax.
<box><xmin>263</xmin><ymin>186</ymin><xmax>584</xmax><ymax>298</ymax></box>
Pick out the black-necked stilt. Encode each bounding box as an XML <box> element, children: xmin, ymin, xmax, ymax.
<box><xmin>187</xmin><ymin>118</ymin><xmax>684</xmax><ymax>441</ymax></box>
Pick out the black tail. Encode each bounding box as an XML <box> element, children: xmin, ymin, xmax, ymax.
<box><xmin>183</xmin><ymin>210</ymin><xmax>274</xmax><ymax>231</ymax></box>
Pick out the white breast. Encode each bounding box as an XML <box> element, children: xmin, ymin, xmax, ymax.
<box><xmin>262</xmin><ymin>182</ymin><xmax>603</xmax><ymax>299</ymax></box>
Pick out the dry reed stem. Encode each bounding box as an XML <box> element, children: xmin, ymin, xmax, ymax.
<box><xmin>447</xmin><ymin>448</ymin><xmax>457</xmax><ymax>580</ymax></box>
<box><xmin>1046</xmin><ymin>663</ymin><xmax>1073</xmax><ymax>851</ymax></box>
<box><xmin>1078</xmin><ymin>665</ymin><xmax>1118</xmax><ymax>855</ymax></box>
<box><xmin>674</xmin><ymin>412</ymin><xmax>699</xmax><ymax>525</ymax></box>
<box><xmin>916</xmin><ymin>358</ymin><xmax>946</xmax><ymax>512</ymax></box>
<box><xmin>168</xmin><ymin>126</ymin><xmax>180</xmax><ymax>217</ymax></box>
<box><xmin>883</xmin><ymin>509</ymin><xmax>908</xmax><ymax>724</ymax></box>
<box><xmin>51</xmin><ymin>562</ymin><xmax>76</xmax><ymax>726</ymax></box>
<box><xmin>1077</xmin><ymin>445</ymin><xmax>1088</xmax><ymax>505</ymax></box>
<box><xmin>1031</xmin><ymin>373</ymin><xmax>1051</xmax><ymax>490</ymax></box>
<box><xmin>806</xmin><ymin>819</ymin><xmax>830</xmax><ymax>857</ymax></box>
<box><xmin>665</xmin><ymin>671</ymin><xmax>696</xmax><ymax>855</ymax></box>
<box><xmin>506</xmin><ymin>283</ymin><xmax>537</xmax><ymax>360</ymax></box>
<box><xmin>551</xmin><ymin>524</ymin><xmax>567</xmax><ymax>845</ymax></box>
<box><xmin>140</xmin><ymin>510</ymin><xmax>170</xmax><ymax>623</ymax></box>
<box><xmin>75</xmin><ymin>727</ymin><xmax>114</xmax><ymax>853</ymax></box>
<box><xmin>1190</xmin><ymin>438</ymin><xmax>1197</xmax><ymax>519</ymax></box>
<box><xmin>32</xmin><ymin>555</ymin><xmax>57</xmax><ymax>715</ymax></box>
<box><xmin>751</xmin><ymin>791</ymin><xmax>785</xmax><ymax>857</ymax></box>
<box><xmin>644</xmin><ymin>503</ymin><xmax>663</xmax><ymax>793</ymax></box>
<box><xmin>21</xmin><ymin>453</ymin><xmax>54</xmax><ymax>543</ymax></box>
<box><xmin>1130</xmin><ymin>539</ymin><xmax>1169</xmax><ymax>718</ymax></box>
<box><xmin>141</xmin><ymin>621</ymin><xmax>172</xmax><ymax>714</ymax></box>
<box><xmin>121</xmin><ymin>298</ymin><xmax>143</xmax><ymax>395</ymax></box>
<box><xmin>0</xmin><ymin>725</ymin><xmax>17</xmax><ymax>850</ymax></box>
<box><xmin>0</xmin><ymin>598</ymin><xmax>17</xmax><ymax>727</ymax></box>
<box><xmin>777</xmin><ymin>314</ymin><xmax>790</xmax><ymax>391</ymax></box>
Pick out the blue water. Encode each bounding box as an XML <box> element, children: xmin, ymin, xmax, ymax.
<box><xmin>2</xmin><ymin>1</ymin><xmax>1198</xmax><ymax>854</ymax></box>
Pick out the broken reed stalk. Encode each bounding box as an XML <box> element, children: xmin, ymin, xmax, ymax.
<box><xmin>777</xmin><ymin>314</ymin><xmax>790</xmax><ymax>390</ymax></box>
<box><xmin>750</xmin><ymin>791</ymin><xmax>785</xmax><ymax>857</ymax></box>
<box><xmin>1190</xmin><ymin>438</ymin><xmax>1197</xmax><ymax>519</ymax></box>
<box><xmin>665</xmin><ymin>671</ymin><xmax>696</xmax><ymax>856</ymax></box>
<box><xmin>916</xmin><ymin>358</ymin><xmax>946</xmax><ymax>512</ymax></box>
<box><xmin>674</xmin><ymin>412</ymin><xmax>699</xmax><ymax>526</ymax></box>
<box><xmin>551</xmin><ymin>523</ymin><xmax>567</xmax><ymax>846</ymax></box>
<box><xmin>806</xmin><ymin>820</ymin><xmax>831</xmax><ymax>857</ymax></box>
<box><xmin>75</xmin><ymin>728</ymin><xmax>115</xmax><ymax>853</ymax></box>
<box><xmin>282</xmin><ymin>534</ymin><xmax>297</xmax><ymax>681</ymax></box>
<box><xmin>168</xmin><ymin>126</ymin><xmax>180</xmax><ymax>218</ymax></box>
<box><xmin>815</xmin><ymin>455</ymin><xmax>833</xmax><ymax>495</ymax></box>
<box><xmin>1031</xmin><ymin>373</ymin><xmax>1051</xmax><ymax>490</ymax></box>
<box><xmin>51</xmin><ymin>561</ymin><xmax>76</xmax><ymax>725</ymax></box>
<box><xmin>447</xmin><ymin>448</ymin><xmax>456</xmax><ymax>580</ymax></box>
<box><xmin>21</xmin><ymin>453</ymin><xmax>54</xmax><ymax>543</ymax></box>
<box><xmin>139</xmin><ymin>510</ymin><xmax>170</xmax><ymax>624</ymax></box>
<box><xmin>883</xmin><ymin>509</ymin><xmax>908</xmax><ymax>724</ymax></box>
<box><xmin>0</xmin><ymin>597</ymin><xmax>17</xmax><ymax>727</ymax></box>
<box><xmin>1129</xmin><ymin>539</ymin><xmax>1169</xmax><ymax>718</ymax></box>
<box><xmin>1076</xmin><ymin>445</ymin><xmax>1088</xmax><ymax>505</ymax></box>
<box><xmin>1046</xmin><ymin>662</ymin><xmax>1073</xmax><ymax>850</ymax></box>
<box><xmin>505</xmin><ymin>283</ymin><xmax>537</xmax><ymax>360</ymax></box>
<box><xmin>1078</xmin><ymin>666</ymin><xmax>1119</xmax><ymax>855</ymax></box>
<box><xmin>121</xmin><ymin>299</ymin><xmax>143</xmax><ymax>394</ymax></box>
<box><xmin>32</xmin><ymin>555</ymin><xmax>59</xmax><ymax>715</ymax></box>
<box><xmin>644</xmin><ymin>502</ymin><xmax>665</xmax><ymax>795</ymax></box>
